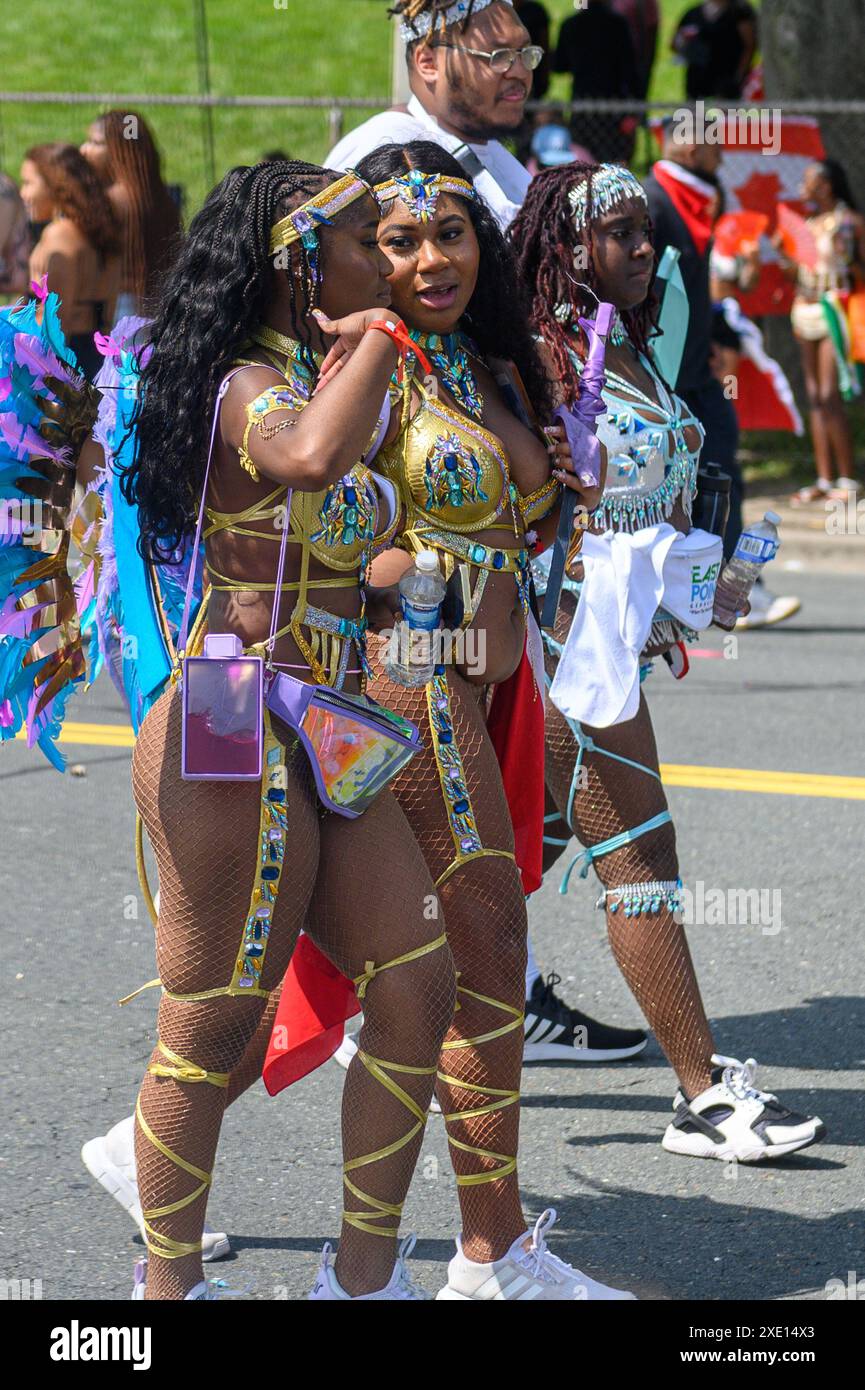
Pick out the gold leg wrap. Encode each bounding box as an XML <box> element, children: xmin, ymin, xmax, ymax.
<box><xmin>438</xmin><ymin>983</ymin><xmax>524</xmax><ymax>1187</ymax></box>
<box><xmin>342</xmin><ymin>933</ymin><xmax>450</xmax><ymax>1236</ymax></box>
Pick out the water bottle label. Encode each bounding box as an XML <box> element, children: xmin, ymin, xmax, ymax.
<box><xmin>733</xmin><ymin>532</ymin><xmax>778</xmax><ymax>565</ymax></box>
<box><xmin>401</xmin><ymin>597</ymin><xmax>441</xmax><ymax>632</ymax></box>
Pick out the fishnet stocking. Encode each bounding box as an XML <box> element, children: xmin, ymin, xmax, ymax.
<box><xmin>304</xmin><ymin>789</ymin><xmax>456</xmax><ymax>1296</ymax></box>
<box><xmin>135</xmin><ymin>684</ymin><xmax>455</xmax><ymax>1299</ymax></box>
<box><xmin>542</xmin><ymin>597</ymin><xmax>716</xmax><ymax>1099</ymax></box>
<box><xmin>131</xmin><ymin>684</ymin><xmax>319</xmax><ymax>1299</ymax></box>
<box><xmin>365</xmin><ymin>642</ymin><xmax>528</xmax><ymax>1262</ymax></box>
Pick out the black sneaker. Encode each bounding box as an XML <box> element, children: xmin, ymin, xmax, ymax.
<box><xmin>523</xmin><ymin>973</ymin><xmax>648</xmax><ymax>1063</ymax></box>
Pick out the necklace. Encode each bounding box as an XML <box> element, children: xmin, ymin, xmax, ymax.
<box><xmin>410</xmin><ymin>329</ymin><xmax>484</xmax><ymax>421</ymax></box>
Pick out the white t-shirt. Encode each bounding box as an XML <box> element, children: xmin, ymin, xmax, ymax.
<box><xmin>326</xmin><ymin>94</ymin><xmax>530</xmax><ymax>230</ymax></box>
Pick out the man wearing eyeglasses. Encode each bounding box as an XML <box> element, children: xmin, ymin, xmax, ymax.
<box><xmin>327</xmin><ymin>0</ymin><xmax>540</xmax><ymax>230</ymax></box>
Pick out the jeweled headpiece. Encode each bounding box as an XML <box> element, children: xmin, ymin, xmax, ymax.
<box><xmin>268</xmin><ymin>172</ymin><xmax>371</xmax><ymax>254</ymax></box>
<box><xmin>375</xmin><ymin>169</ymin><xmax>477</xmax><ymax>222</ymax></box>
<box><xmin>398</xmin><ymin>0</ymin><xmax>512</xmax><ymax>45</ymax></box>
<box><xmin>567</xmin><ymin>164</ymin><xmax>647</xmax><ymax>233</ymax></box>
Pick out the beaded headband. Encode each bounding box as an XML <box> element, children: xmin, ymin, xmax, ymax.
<box><xmin>268</xmin><ymin>172</ymin><xmax>372</xmax><ymax>254</ymax></box>
<box><xmin>399</xmin><ymin>0</ymin><xmax>512</xmax><ymax>45</ymax></box>
<box><xmin>375</xmin><ymin>169</ymin><xmax>477</xmax><ymax>222</ymax></box>
<box><xmin>567</xmin><ymin>164</ymin><xmax>648</xmax><ymax>233</ymax></box>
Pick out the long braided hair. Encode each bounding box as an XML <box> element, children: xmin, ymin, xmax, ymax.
<box><xmin>509</xmin><ymin>163</ymin><xmax>661</xmax><ymax>408</ymax></box>
<box><xmin>96</xmin><ymin>110</ymin><xmax>182</xmax><ymax>307</ymax></box>
<box><xmin>121</xmin><ymin>160</ymin><xmax>341</xmax><ymax>562</ymax></box>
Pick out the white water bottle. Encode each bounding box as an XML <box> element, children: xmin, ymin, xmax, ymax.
<box><xmin>384</xmin><ymin>550</ymin><xmax>447</xmax><ymax>687</ymax></box>
<box><xmin>712</xmin><ymin>511</ymin><xmax>781</xmax><ymax>629</ymax></box>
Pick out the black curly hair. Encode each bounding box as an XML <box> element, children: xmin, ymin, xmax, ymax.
<box><xmin>356</xmin><ymin>140</ymin><xmax>552</xmax><ymax>419</ymax></box>
<box><xmin>509</xmin><ymin>162</ymin><xmax>661</xmax><ymax>408</ymax></box>
<box><xmin>120</xmin><ymin>159</ymin><xmax>356</xmax><ymax>562</ymax></box>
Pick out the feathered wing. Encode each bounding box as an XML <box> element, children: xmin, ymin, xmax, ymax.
<box><xmin>91</xmin><ymin>318</ymin><xmax>204</xmax><ymax>734</ymax></box>
<box><xmin>0</xmin><ymin>293</ymin><xmax>100</xmax><ymax>768</ymax></box>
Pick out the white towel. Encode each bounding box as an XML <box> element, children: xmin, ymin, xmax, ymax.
<box><xmin>549</xmin><ymin>525</ymin><xmax>722</xmax><ymax>728</ymax></box>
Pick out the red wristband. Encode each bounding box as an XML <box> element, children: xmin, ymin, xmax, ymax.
<box><xmin>367</xmin><ymin>318</ymin><xmax>432</xmax><ymax>377</ymax></box>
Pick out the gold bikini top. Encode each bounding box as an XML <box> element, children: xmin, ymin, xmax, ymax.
<box><xmin>378</xmin><ymin>373</ymin><xmax>518</xmax><ymax>535</ymax></box>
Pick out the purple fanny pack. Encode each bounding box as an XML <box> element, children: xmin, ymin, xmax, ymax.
<box><xmin>264</xmin><ymin>669</ymin><xmax>420</xmax><ymax>818</ymax></box>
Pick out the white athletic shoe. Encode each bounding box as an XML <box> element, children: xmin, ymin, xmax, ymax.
<box><xmin>333</xmin><ymin>1030</ymin><xmax>443</xmax><ymax>1114</ymax></box>
<box><xmin>662</xmin><ymin>1055</ymin><xmax>826</xmax><ymax>1162</ymax></box>
<box><xmin>308</xmin><ymin>1233</ymin><xmax>431</xmax><ymax>1300</ymax></box>
<box><xmin>131</xmin><ymin>1258</ymin><xmax>248</xmax><ymax>1301</ymax></box>
<box><xmin>735</xmin><ymin>585</ymin><xmax>801</xmax><ymax>630</ymax></box>
<box><xmin>435</xmin><ymin>1209</ymin><xmax>637</xmax><ymax>1301</ymax></box>
<box><xmin>82</xmin><ymin>1115</ymin><xmax>231</xmax><ymax>1262</ymax></box>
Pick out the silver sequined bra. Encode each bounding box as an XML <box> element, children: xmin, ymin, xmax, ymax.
<box><xmin>569</xmin><ymin>347</ymin><xmax>704</xmax><ymax>533</ymax></box>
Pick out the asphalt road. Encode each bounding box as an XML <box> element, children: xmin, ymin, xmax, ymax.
<box><xmin>2</xmin><ymin>569</ymin><xmax>863</xmax><ymax>1303</ymax></box>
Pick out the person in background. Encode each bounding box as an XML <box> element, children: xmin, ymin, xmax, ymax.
<box><xmin>514</xmin><ymin>0</ymin><xmax>550</xmax><ymax>98</ymax></box>
<box><xmin>328</xmin><ymin>1</ymin><xmax>536</xmax><ymax>230</ymax></box>
<box><xmin>672</xmin><ymin>0</ymin><xmax>758</xmax><ymax>102</ymax></box>
<box><xmin>776</xmin><ymin>159</ymin><xmax>865</xmax><ymax>505</ymax></box>
<box><xmin>554</xmin><ymin>0</ymin><xmax>640</xmax><ymax>162</ymax></box>
<box><xmin>0</xmin><ymin>173</ymin><xmax>31</xmax><ymax>299</ymax></box>
<box><xmin>80</xmin><ymin>110</ymin><xmax>181</xmax><ymax>321</ymax></box>
<box><xmin>19</xmin><ymin>143</ymin><xmax>120</xmax><ymax>380</ymax></box>
<box><xmin>527</xmin><ymin>115</ymin><xmax>591</xmax><ymax>177</ymax></box>
<box><xmin>645</xmin><ymin>121</ymin><xmax>800</xmax><ymax>629</ymax></box>
<box><xmin>611</xmin><ymin>0</ymin><xmax>660</xmax><ymax>99</ymax></box>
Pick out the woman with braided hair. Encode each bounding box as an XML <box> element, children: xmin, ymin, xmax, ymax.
<box><xmin>510</xmin><ymin>162</ymin><xmax>825</xmax><ymax>1164</ymax></box>
<box><xmin>119</xmin><ymin>157</ymin><xmax>461</xmax><ymax>1300</ymax></box>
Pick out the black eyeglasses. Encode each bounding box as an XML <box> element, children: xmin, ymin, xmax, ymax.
<box><xmin>430</xmin><ymin>43</ymin><xmax>545</xmax><ymax>74</ymax></box>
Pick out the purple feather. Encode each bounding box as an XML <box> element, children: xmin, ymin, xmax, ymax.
<box><xmin>13</xmin><ymin>332</ymin><xmax>77</xmax><ymax>391</ymax></box>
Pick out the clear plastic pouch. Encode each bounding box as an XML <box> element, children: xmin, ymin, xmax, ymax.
<box><xmin>181</xmin><ymin>634</ymin><xmax>263</xmax><ymax>780</ymax></box>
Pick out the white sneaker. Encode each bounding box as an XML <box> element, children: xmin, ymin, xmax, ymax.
<box><xmin>83</xmin><ymin>1115</ymin><xmax>231</xmax><ymax>1262</ymax></box>
<box><xmin>663</xmin><ymin>1055</ymin><xmax>826</xmax><ymax>1162</ymax></box>
<box><xmin>308</xmin><ymin>1233</ymin><xmax>431</xmax><ymax>1300</ymax></box>
<box><xmin>735</xmin><ymin>585</ymin><xmax>801</xmax><ymax>630</ymax></box>
<box><xmin>333</xmin><ymin>1030</ymin><xmax>443</xmax><ymax>1114</ymax></box>
<box><xmin>131</xmin><ymin>1258</ymin><xmax>248</xmax><ymax>1300</ymax></box>
<box><xmin>435</xmin><ymin>1209</ymin><xmax>637</xmax><ymax>1301</ymax></box>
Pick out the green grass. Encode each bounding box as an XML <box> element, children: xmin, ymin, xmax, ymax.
<box><xmin>0</xmin><ymin>0</ymin><xmax>749</xmax><ymax>212</ymax></box>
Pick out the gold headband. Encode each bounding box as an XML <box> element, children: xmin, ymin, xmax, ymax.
<box><xmin>268</xmin><ymin>171</ymin><xmax>372</xmax><ymax>254</ymax></box>
<box><xmin>375</xmin><ymin>170</ymin><xmax>477</xmax><ymax>224</ymax></box>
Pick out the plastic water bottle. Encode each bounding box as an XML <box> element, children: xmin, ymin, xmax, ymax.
<box><xmin>712</xmin><ymin>511</ymin><xmax>781</xmax><ymax>630</ymax></box>
<box><xmin>383</xmin><ymin>550</ymin><xmax>447</xmax><ymax>687</ymax></box>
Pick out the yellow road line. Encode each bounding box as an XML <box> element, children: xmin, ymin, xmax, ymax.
<box><xmin>12</xmin><ymin>721</ymin><xmax>865</xmax><ymax>799</ymax></box>
<box><xmin>660</xmin><ymin>763</ymin><xmax>865</xmax><ymax>801</ymax></box>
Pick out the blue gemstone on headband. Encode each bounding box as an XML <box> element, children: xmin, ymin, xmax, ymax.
<box><xmin>261</xmin><ymin>867</ymin><xmax>280</xmax><ymax>881</ymax></box>
<box><xmin>454</xmin><ymin>798</ymin><xmax>469</xmax><ymax>814</ymax></box>
<box><xmin>492</xmin><ymin>551</ymin><xmax>504</xmax><ymax>569</ymax></box>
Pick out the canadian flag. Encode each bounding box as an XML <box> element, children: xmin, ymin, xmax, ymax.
<box><xmin>717</xmin><ymin>118</ymin><xmax>826</xmax><ymax>317</ymax></box>
<box><xmin>652</xmin><ymin>116</ymin><xmax>826</xmax><ymax>316</ymax></box>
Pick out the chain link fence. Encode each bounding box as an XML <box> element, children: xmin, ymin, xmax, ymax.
<box><xmin>2</xmin><ymin>92</ymin><xmax>864</xmax><ymax>215</ymax></box>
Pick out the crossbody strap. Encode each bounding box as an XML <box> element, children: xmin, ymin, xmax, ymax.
<box><xmin>176</xmin><ymin>364</ymin><xmax>292</xmax><ymax>657</ymax></box>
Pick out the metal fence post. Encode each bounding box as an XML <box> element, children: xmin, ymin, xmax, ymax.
<box><xmin>327</xmin><ymin>106</ymin><xmax>343</xmax><ymax>150</ymax></box>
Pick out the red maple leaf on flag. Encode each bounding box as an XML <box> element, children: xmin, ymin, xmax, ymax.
<box><xmin>732</xmin><ymin>170</ymin><xmax>785</xmax><ymax>233</ymax></box>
